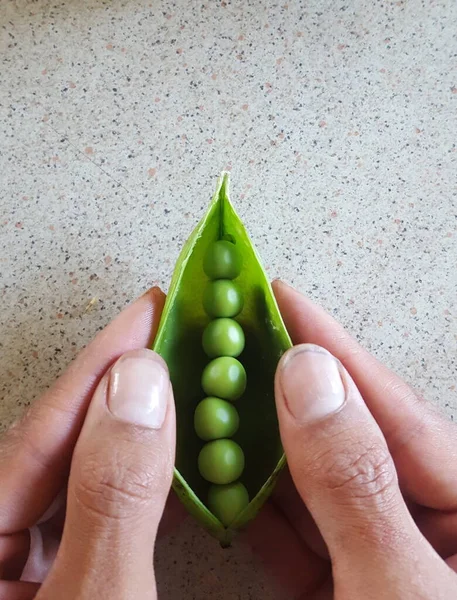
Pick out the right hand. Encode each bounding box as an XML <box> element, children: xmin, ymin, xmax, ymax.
<box><xmin>247</xmin><ymin>280</ymin><xmax>457</xmax><ymax>599</ymax></box>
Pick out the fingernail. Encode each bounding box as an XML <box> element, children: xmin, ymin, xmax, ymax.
<box><xmin>272</xmin><ymin>278</ymin><xmax>293</xmax><ymax>289</ymax></box>
<box><xmin>141</xmin><ymin>285</ymin><xmax>165</xmax><ymax>300</ymax></box>
<box><xmin>279</xmin><ymin>344</ymin><xmax>345</xmax><ymax>422</ymax></box>
<box><xmin>108</xmin><ymin>349</ymin><xmax>169</xmax><ymax>429</ymax></box>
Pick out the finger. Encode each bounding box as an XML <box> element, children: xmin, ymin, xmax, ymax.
<box><xmin>273</xmin><ymin>279</ymin><xmax>457</xmax><ymax>510</ymax></box>
<box><xmin>0</xmin><ymin>581</ymin><xmax>39</xmax><ymax>600</ymax></box>
<box><xmin>272</xmin><ymin>469</ymin><xmax>329</xmax><ymax>559</ymax></box>
<box><xmin>0</xmin><ymin>498</ymin><xmax>66</xmax><ymax>585</ymax></box>
<box><xmin>39</xmin><ymin>349</ymin><xmax>175</xmax><ymax>599</ymax></box>
<box><xmin>19</xmin><ymin>520</ymin><xmax>62</xmax><ymax>585</ymax></box>
<box><xmin>0</xmin><ymin>287</ymin><xmax>165</xmax><ymax>533</ymax></box>
<box><xmin>243</xmin><ymin>503</ymin><xmax>329</xmax><ymax>598</ymax></box>
<box><xmin>416</xmin><ymin>507</ymin><xmax>457</xmax><ymax>559</ymax></box>
<box><xmin>18</xmin><ymin>488</ymin><xmax>183</xmax><ymax>587</ymax></box>
<box><xmin>303</xmin><ymin>579</ymin><xmax>334</xmax><ymax>600</ymax></box>
<box><xmin>0</xmin><ymin>532</ymin><xmax>29</xmax><ymax>580</ymax></box>
<box><xmin>157</xmin><ymin>491</ymin><xmax>187</xmax><ymax>539</ymax></box>
<box><xmin>447</xmin><ymin>555</ymin><xmax>457</xmax><ymax>572</ymax></box>
<box><xmin>275</xmin><ymin>344</ymin><xmax>452</xmax><ymax>593</ymax></box>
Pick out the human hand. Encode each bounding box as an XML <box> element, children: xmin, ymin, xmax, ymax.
<box><xmin>247</xmin><ymin>280</ymin><xmax>457</xmax><ymax>599</ymax></box>
<box><xmin>0</xmin><ymin>287</ymin><xmax>183</xmax><ymax>600</ymax></box>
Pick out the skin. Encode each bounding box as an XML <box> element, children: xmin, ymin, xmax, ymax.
<box><xmin>1</xmin><ymin>281</ymin><xmax>457</xmax><ymax>599</ymax></box>
<box><xmin>244</xmin><ymin>281</ymin><xmax>457</xmax><ymax>599</ymax></box>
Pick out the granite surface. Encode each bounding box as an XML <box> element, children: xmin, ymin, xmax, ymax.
<box><xmin>1</xmin><ymin>0</ymin><xmax>457</xmax><ymax>597</ymax></box>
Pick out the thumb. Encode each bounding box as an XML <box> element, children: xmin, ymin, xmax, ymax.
<box><xmin>39</xmin><ymin>349</ymin><xmax>175</xmax><ymax>600</ymax></box>
<box><xmin>275</xmin><ymin>344</ymin><xmax>451</xmax><ymax>597</ymax></box>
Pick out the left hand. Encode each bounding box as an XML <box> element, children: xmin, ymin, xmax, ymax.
<box><xmin>0</xmin><ymin>287</ymin><xmax>183</xmax><ymax>600</ymax></box>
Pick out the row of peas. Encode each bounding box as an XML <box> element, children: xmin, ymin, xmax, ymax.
<box><xmin>194</xmin><ymin>240</ymin><xmax>250</xmax><ymax>526</ymax></box>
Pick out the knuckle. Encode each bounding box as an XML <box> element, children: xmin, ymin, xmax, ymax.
<box><xmin>73</xmin><ymin>449</ymin><xmax>154</xmax><ymax>522</ymax></box>
<box><xmin>382</xmin><ymin>377</ymin><xmax>443</xmax><ymax>452</ymax></box>
<box><xmin>0</xmin><ymin>389</ymin><xmax>80</xmax><ymax>473</ymax></box>
<box><xmin>0</xmin><ymin>417</ymin><xmax>52</xmax><ymax>472</ymax></box>
<box><xmin>331</xmin><ymin>335</ymin><xmax>363</xmax><ymax>365</ymax></box>
<box><xmin>313</xmin><ymin>437</ymin><xmax>396</xmax><ymax>505</ymax></box>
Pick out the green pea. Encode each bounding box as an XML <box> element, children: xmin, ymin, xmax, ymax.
<box><xmin>203</xmin><ymin>240</ymin><xmax>242</xmax><ymax>280</ymax></box>
<box><xmin>208</xmin><ymin>482</ymin><xmax>250</xmax><ymax>526</ymax></box>
<box><xmin>203</xmin><ymin>279</ymin><xmax>244</xmax><ymax>318</ymax></box>
<box><xmin>194</xmin><ymin>397</ymin><xmax>240</xmax><ymax>441</ymax></box>
<box><xmin>198</xmin><ymin>439</ymin><xmax>245</xmax><ymax>484</ymax></box>
<box><xmin>202</xmin><ymin>318</ymin><xmax>245</xmax><ymax>358</ymax></box>
<box><xmin>201</xmin><ymin>356</ymin><xmax>246</xmax><ymax>401</ymax></box>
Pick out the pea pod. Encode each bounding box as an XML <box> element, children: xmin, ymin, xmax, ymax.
<box><xmin>152</xmin><ymin>172</ymin><xmax>292</xmax><ymax>546</ymax></box>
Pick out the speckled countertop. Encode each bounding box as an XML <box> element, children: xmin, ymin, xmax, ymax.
<box><xmin>1</xmin><ymin>0</ymin><xmax>457</xmax><ymax>597</ymax></box>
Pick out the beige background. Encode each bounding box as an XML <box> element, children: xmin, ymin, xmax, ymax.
<box><xmin>1</xmin><ymin>0</ymin><xmax>457</xmax><ymax>597</ymax></box>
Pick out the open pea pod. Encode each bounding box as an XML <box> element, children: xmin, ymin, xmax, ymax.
<box><xmin>152</xmin><ymin>172</ymin><xmax>292</xmax><ymax>546</ymax></box>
